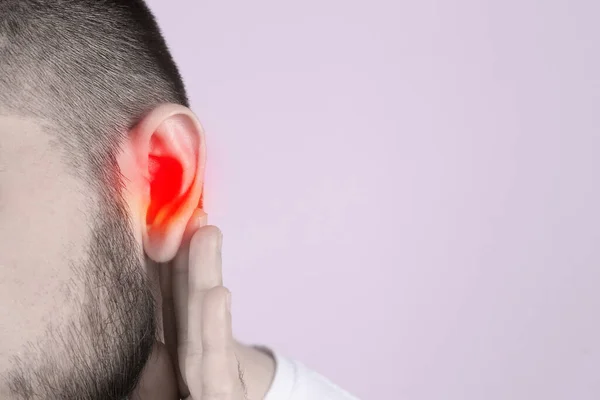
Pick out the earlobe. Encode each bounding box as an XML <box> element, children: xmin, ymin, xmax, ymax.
<box><xmin>124</xmin><ymin>104</ymin><xmax>206</xmax><ymax>263</ymax></box>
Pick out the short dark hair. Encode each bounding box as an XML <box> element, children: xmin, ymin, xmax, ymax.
<box><xmin>0</xmin><ymin>0</ymin><xmax>189</xmax><ymax>202</ymax></box>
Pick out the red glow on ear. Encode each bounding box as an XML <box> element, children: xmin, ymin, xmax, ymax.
<box><xmin>146</xmin><ymin>155</ymin><xmax>183</xmax><ymax>226</ymax></box>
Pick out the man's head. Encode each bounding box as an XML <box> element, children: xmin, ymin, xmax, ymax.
<box><xmin>0</xmin><ymin>1</ymin><xmax>206</xmax><ymax>399</ymax></box>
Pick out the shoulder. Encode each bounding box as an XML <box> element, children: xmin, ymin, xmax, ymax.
<box><xmin>260</xmin><ymin>347</ymin><xmax>360</xmax><ymax>400</ymax></box>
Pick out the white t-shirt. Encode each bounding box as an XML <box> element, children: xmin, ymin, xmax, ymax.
<box><xmin>263</xmin><ymin>350</ymin><xmax>360</xmax><ymax>400</ymax></box>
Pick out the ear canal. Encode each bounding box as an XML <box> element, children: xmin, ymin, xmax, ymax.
<box><xmin>146</xmin><ymin>154</ymin><xmax>183</xmax><ymax>226</ymax></box>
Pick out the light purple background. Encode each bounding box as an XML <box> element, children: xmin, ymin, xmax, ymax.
<box><xmin>146</xmin><ymin>1</ymin><xmax>599</xmax><ymax>398</ymax></box>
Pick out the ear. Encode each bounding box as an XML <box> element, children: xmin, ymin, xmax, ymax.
<box><xmin>117</xmin><ymin>104</ymin><xmax>206</xmax><ymax>263</ymax></box>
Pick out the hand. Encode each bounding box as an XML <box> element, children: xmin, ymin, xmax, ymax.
<box><xmin>132</xmin><ymin>209</ymin><xmax>247</xmax><ymax>399</ymax></box>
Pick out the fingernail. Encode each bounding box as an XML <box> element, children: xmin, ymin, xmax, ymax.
<box><xmin>197</xmin><ymin>209</ymin><xmax>208</xmax><ymax>227</ymax></box>
<box><xmin>226</xmin><ymin>291</ymin><xmax>232</xmax><ymax>312</ymax></box>
<box><xmin>218</xmin><ymin>230</ymin><xmax>223</xmax><ymax>251</ymax></box>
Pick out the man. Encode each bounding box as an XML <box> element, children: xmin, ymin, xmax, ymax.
<box><xmin>0</xmin><ymin>0</ymin><xmax>358</xmax><ymax>399</ymax></box>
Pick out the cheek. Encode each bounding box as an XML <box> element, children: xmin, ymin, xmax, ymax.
<box><xmin>0</xmin><ymin>173</ymin><xmax>90</xmax><ymax>281</ymax></box>
<box><xmin>0</xmin><ymin>166</ymin><xmax>95</xmax><ymax>354</ymax></box>
<box><xmin>0</xmin><ymin>205</ymin><xmax>84</xmax><ymax>368</ymax></box>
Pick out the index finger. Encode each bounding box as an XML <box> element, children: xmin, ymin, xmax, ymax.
<box><xmin>186</xmin><ymin>225</ymin><xmax>224</xmax><ymax>357</ymax></box>
<box><xmin>160</xmin><ymin>208</ymin><xmax>208</xmax><ymax>396</ymax></box>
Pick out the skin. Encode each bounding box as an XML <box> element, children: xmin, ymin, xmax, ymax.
<box><xmin>0</xmin><ymin>104</ymin><xmax>274</xmax><ymax>399</ymax></box>
<box><xmin>133</xmin><ymin>217</ymin><xmax>250</xmax><ymax>400</ymax></box>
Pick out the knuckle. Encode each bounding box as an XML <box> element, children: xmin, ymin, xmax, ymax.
<box><xmin>186</xmin><ymin>347</ymin><xmax>204</xmax><ymax>363</ymax></box>
<box><xmin>209</xmin><ymin>285</ymin><xmax>230</xmax><ymax>301</ymax></box>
